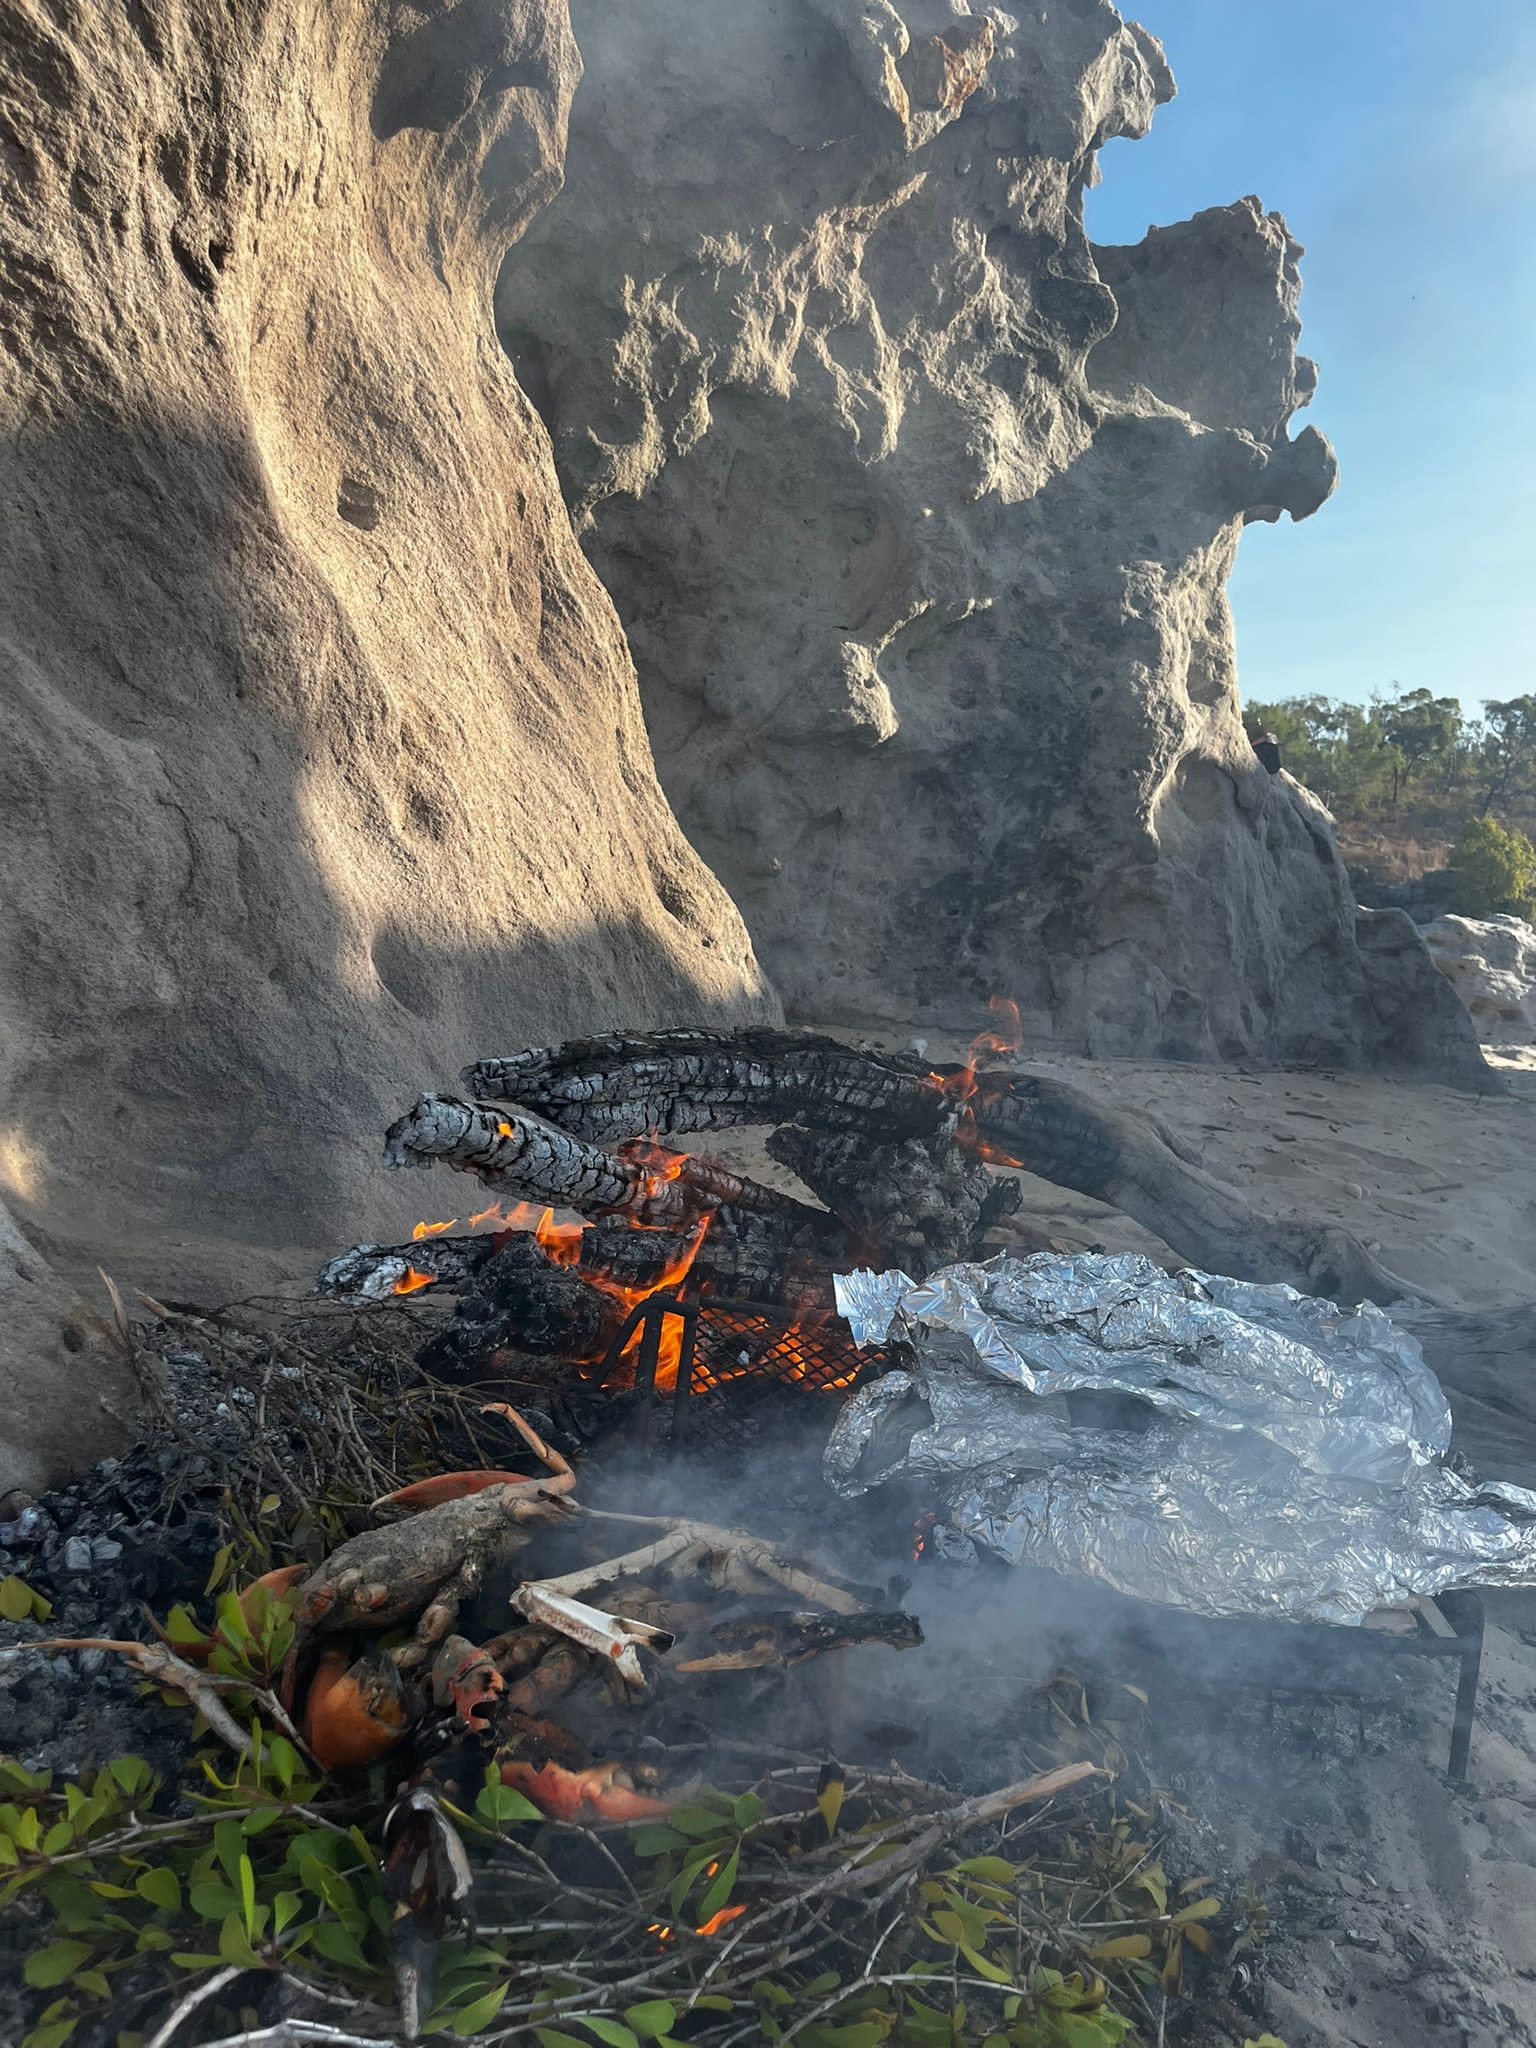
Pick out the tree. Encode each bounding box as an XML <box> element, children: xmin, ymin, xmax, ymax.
<box><xmin>1379</xmin><ymin>688</ymin><xmax>1464</xmax><ymax>807</ymax></box>
<box><xmin>1450</xmin><ymin>814</ymin><xmax>1536</xmax><ymax>920</ymax></box>
<box><xmin>1479</xmin><ymin>696</ymin><xmax>1536</xmax><ymax>814</ymax></box>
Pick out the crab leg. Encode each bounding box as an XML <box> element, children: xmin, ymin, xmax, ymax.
<box><xmin>371</xmin><ymin>1402</ymin><xmax>577</xmax><ymax>1514</ymax></box>
<box><xmin>479</xmin><ymin>1403</ymin><xmax>576</xmax><ymax>1491</ymax></box>
<box><xmin>509</xmin><ymin>1584</ymin><xmax>674</xmax><ymax>1688</ymax></box>
<box><xmin>526</xmin><ymin>1520</ymin><xmax>867</xmax><ymax>1616</ymax></box>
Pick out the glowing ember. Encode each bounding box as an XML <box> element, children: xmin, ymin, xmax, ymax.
<box><xmin>411</xmin><ymin>1217</ymin><xmax>457</xmax><ymax>1240</ymax></box>
<box><xmin>392</xmin><ymin>1266</ymin><xmax>435</xmax><ymax>1296</ymax></box>
<box><xmin>695</xmin><ymin>1904</ymin><xmax>747</xmax><ymax>1938</ymax></box>
<box><xmin>647</xmin><ymin>1922</ymin><xmax>674</xmax><ymax>1946</ymax></box>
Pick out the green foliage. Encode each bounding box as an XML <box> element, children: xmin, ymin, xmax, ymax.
<box><xmin>0</xmin><ymin>1740</ymin><xmax>393</xmax><ymax>2048</ymax></box>
<box><xmin>1450</xmin><ymin>813</ymin><xmax>1536</xmax><ymax>919</ymax></box>
<box><xmin>1246</xmin><ymin>687</ymin><xmax>1536</xmax><ymax>840</ymax></box>
<box><xmin>2</xmin><ymin>1584</ymin><xmax>1258</xmax><ymax>2048</ymax></box>
<box><xmin>0</xmin><ymin>1576</ymin><xmax>53</xmax><ymax>1624</ymax></box>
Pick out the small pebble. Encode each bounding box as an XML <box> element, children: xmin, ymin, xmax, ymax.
<box><xmin>78</xmin><ymin>1649</ymin><xmax>106</xmax><ymax>1676</ymax></box>
<box><xmin>63</xmin><ymin>1536</ymin><xmax>93</xmax><ymax>1572</ymax></box>
<box><xmin>92</xmin><ymin>1538</ymin><xmax>123</xmax><ymax>1563</ymax></box>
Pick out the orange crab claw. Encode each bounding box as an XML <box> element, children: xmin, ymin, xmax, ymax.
<box><xmin>499</xmin><ymin>1758</ymin><xmax>675</xmax><ymax>1824</ymax></box>
<box><xmin>431</xmin><ymin>1636</ymin><xmax>505</xmax><ymax>1732</ymax></box>
<box><xmin>163</xmin><ymin>1564</ymin><xmax>308</xmax><ymax>1666</ymax></box>
<box><xmin>374</xmin><ymin>1471</ymin><xmax>532</xmax><ymax>1513</ymax></box>
<box><xmin>302</xmin><ymin>1647</ymin><xmax>412</xmax><ymax>1771</ymax></box>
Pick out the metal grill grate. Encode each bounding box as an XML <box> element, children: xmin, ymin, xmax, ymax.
<box><xmin>599</xmin><ymin>1290</ymin><xmax>885</xmax><ymax>1417</ymax></box>
<box><xmin>690</xmin><ymin>1301</ymin><xmax>877</xmax><ymax>1396</ymax></box>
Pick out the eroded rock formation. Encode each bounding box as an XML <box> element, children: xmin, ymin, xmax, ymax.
<box><xmin>0</xmin><ymin>0</ymin><xmax>773</xmax><ymax>1487</ymax></box>
<box><xmin>1424</xmin><ymin>916</ymin><xmax>1536</xmax><ymax>1046</ymax></box>
<box><xmin>498</xmin><ymin>0</ymin><xmax>1481</xmax><ymax>1077</ymax></box>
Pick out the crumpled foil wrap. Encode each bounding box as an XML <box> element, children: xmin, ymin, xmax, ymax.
<box><xmin>829</xmin><ymin>1253</ymin><xmax>1536</xmax><ymax>1624</ymax></box>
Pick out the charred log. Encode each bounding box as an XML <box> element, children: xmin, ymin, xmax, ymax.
<box><xmin>465</xmin><ymin>1028</ymin><xmax>944</xmax><ymax>1142</ymax></box>
<box><xmin>456</xmin><ymin>1029</ymin><xmax>1407</xmax><ymax>1302</ymax></box>
<box><xmin>415</xmin><ymin>1236</ymin><xmax>617</xmax><ymax>1376</ymax></box>
<box><xmin>317</xmin><ymin>1235</ymin><xmax>498</xmax><ymax>1299</ymax></box>
<box><xmin>767</xmin><ymin>1124</ymin><xmax>1019</xmax><ymax>1273</ymax></box>
<box><xmin>398</xmin><ymin>1218</ymin><xmax>843</xmax><ymax>1382</ymax></box>
<box><xmin>385</xmin><ymin>1096</ymin><xmax>709</xmax><ymax>1224</ymax></box>
<box><xmin>385</xmin><ymin>1092</ymin><xmax>830</xmax><ymax>1236</ymax></box>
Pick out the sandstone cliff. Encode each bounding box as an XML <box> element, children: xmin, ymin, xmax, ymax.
<box><xmin>0</xmin><ymin>0</ymin><xmax>772</xmax><ymax>1490</ymax></box>
<box><xmin>498</xmin><ymin>0</ymin><xmax>1480</xmax><ymax>1077</ymax></box>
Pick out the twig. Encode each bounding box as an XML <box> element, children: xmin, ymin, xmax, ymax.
<box><xmin>143</xmin><ymin>1965</ymin><xmax>246</xmax><ymax>2048</ymax></box>
<box><xmin>815</xmin><ymin>1763</ymin><xmax>1105</xmax><ymax>1899</ymax></box>
<box><xmin>172</xmin><ymin>2029</ymin><xmax>395</xmax><ymax>2048</ymax></box>
<box><xmin>28</xmin><ymin>1639</ymin><xmax>253</xmax><ymax>1757</ymax></box>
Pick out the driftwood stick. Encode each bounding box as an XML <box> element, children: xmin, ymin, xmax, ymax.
<box><xmin>967</xmin><ymin>1069</ymin><xmax>1413</xmax><ymax>1303</ymax></box>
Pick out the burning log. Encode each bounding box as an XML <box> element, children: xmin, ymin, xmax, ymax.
<box><xmin>465</xmin><ymin>1027</ymin><xmax>945</xmax><ymax>1144</ymax></box>
<box><xmin>317</xmin><ymin>1234</ymin><xmax>497</xmax><ymax>1300</ymax></box>
<box><xmin>385</xmin><ymin>1093</ymin><xmax>826</xmax><ymax>1234</ymax></box>
<box><xmin>327</xmin><ymin>1214</ymin><xmax>843</xmax><ymax>1380</ymax></box>
<box><xmin>460</xmin><ymin>1027</ymin><xmax>1409</xmax><ymax>1303</ymax></box>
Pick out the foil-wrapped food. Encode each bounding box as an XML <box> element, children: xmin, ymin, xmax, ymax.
<box><xmin>829</xmin><ymin>1254</ymin><xmax>1536</xmax><ymax>1624</ymax></box>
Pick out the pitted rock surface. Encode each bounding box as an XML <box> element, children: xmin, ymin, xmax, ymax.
<box><xmin>498</xmin><ymin>0</ymin><xmax>1481</xmax><ymax>1079</ymax></box>
<box><xmin>1424</xmin><ymin>915</ymin><xmax>1536</xmax><ymax>1046</ymax></box>
<box><xmin>0</xmin><ymin>0</ymin><xmax>776</xmax><ymax>1490</ymax></box>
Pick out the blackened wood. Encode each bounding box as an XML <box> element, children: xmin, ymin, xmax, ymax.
<box><xmin>385</xmin><ymin>1096</ymin><xmax>708</xmax><ymax>1224</ymax></box>
<box><xmin>464</xmin><ymin>1028</ymin><xmax>946</xmax><ymax>1142</ymax></box>
<box><xmin>415</xmin><ymin>1236</ymin><xmax>618</xmax><ymax>1376</ymax></box>
<box><xmin>766</xmin><ymin>1124</ymin><xmax>1020</xmax><ymax>1273</ymax></box>
<box><xmin>457</xmin><ymin>1029</ymin><xmax>1404</xmax><ymax>1302</ymax></box>
<box><xmin>317</xmin><ymin>1235</ymin><xmax>497</xmax><ymax>1298</ymax></box>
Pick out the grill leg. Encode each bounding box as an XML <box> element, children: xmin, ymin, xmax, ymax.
<box><xmin>635</xmin><ymin>1300</ymin><xmax>665</xmax><ymax>1450</ymax></box>
<box><xmin>670</xmin><ymin>1293</ymin><xmax>699</xmax><ymax>1452</ymax></box>
<box><xmin>1448</xmin><ymin>1594</ymin><xmax>1484</xmax><ymax>1783</ymax></box>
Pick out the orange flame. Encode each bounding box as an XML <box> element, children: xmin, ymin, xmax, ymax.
<box><xmin>695</xmin><ymin>1905</ymin><xmax>748</xmax><ymax>1938</ymax></box>
<box><xmin>393</xmin><ymin>1266</ymin><xmax>435</xmax><ymax>1296</ymax></box>
<box><xmin>935</xmin><ymin>995</ymin><xmax>1023</xmax><ymax>1111</ymax></box>
<box><xmin>535</xmin><ymin>1206</ymin><xmax>588</xmax><ymax>1267</ymax></box>
<box><xmin>468</xmin><ymin>1200</ymin><xmax>505</xmax><ymax>1228</ymax></box>
<box><xmin>412</xmin><ymin>1217</ymin><xmax>457</xmax><ymax>1240</ymax></box>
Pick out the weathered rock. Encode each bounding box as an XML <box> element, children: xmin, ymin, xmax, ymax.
<box><xmin>1423</xmin><ymin>916</ymin><xmax>1536</xmax><ymax>1045</ymax></box>
<box><xmin>0</xmin><ymin>1202</ymin><xmax>139</xmax><ymax>1510</ymax></box>
<box><xmin>498</xmin><ymin>0</ymin><xmax>1481</xmax><ymax>1078</ymax></box>
<box><xmin>0</xmin><ymin>0</ymin><xmax>775</xmax><ymax>1394</ymax></box>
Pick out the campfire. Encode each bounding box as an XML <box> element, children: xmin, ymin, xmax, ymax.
<box><xmin>317</xmin><ymin>1022</ymin><xmax>1035</xmax><ymax>1404</ymax></box>
<box><xmin>6</xmin><ymin>1023</ymin><xmax>1520</xmax><ymax>2048</ymax></box>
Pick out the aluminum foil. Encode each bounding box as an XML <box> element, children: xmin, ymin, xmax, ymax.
<box><xmin>829</xmin><ymin>1253</ymin><xmax>1536</xmax><ymax>1623</ymax></box>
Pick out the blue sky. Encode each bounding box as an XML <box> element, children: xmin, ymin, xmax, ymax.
<box><xmin>1083</xmin><ymin>0</ymin><xmax>1536</xmax><ymax>718</ymax></box>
